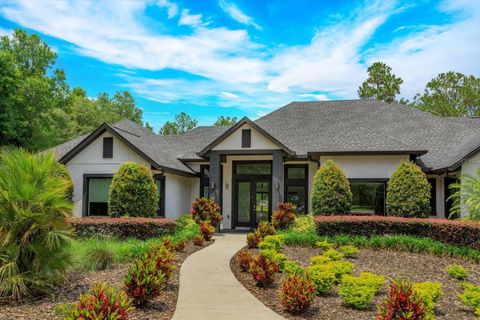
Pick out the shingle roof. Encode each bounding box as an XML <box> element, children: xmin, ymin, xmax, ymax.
<box><xmin>51</xmin><ymin>100</ymin><xmax>480</xmax><ymax>173</ymax></box>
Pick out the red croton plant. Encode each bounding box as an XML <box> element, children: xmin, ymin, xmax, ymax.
<box><xmin>376</xmin><ymin>279</ymin><xmax>426</xmax><ymax>320</ymax></box>
<box><xmin>190</xmin><ymin>197</ymin><xmax>222</xmax><ymax>227</ymax></box>
<box><xmin>280</xmin><ymin>275</ymin><xmax>316</xmax><ymax>314</ymax></box>
<box><xmin>272</xmin><ymin>202</ymin><xmax>296</xmax><ymax>230</ymax></box>
<box><xmin>249</xmin><ymin>255</ymin><xmax>279</xmax><ymax>287</ymax></box>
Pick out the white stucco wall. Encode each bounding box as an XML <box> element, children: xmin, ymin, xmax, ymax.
<box><xmin>212</xmin><ymin>123</ymin><xmax>279</xmax><ymax>150</ymax></box>
<box><xmin>164</xmin><ymin>172</ymin><xmax>194</xmax><ymax>219</ymax></box>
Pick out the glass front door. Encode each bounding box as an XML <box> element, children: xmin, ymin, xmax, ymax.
<box><xmin>234</xmin><ymin>179</ymin><xmax>271</xmax><ymax>228</ymax></box>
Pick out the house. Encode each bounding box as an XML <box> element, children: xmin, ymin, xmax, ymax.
<box><xmin>52</xmin><ymin>100</ymin><xmax>480</xmax><ymax>228</ymax></box>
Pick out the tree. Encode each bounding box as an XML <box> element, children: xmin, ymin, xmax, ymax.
<box><xmin>159</xmin><ymin>112</ymin><xmax>198</xmax><ymax>135</ymax></box>
<box><xmin>411</xmin><ymin>72</ymin><xmax>480</xmax><ymax>117</ymax></box>
<box><xmin>358</xmin><ymin>62</ymin><xmax>403</xmax><ymax>103</ymax></box>
<box><xmin>386</xmin><ymin>162</ymin><xmax>431</xmax><ymax>218</ymax></box>
<box><xmin>0</xmin><ymin>148</ymin><xmax>73</xmax><ymax>299</ymax></box>
<box><xmin>214</xmin><ymin>116</ymin><xmax>237</xmax><ymax>126</ymax></box>
<box><xmin>108</xmin><ymin>162</ymin><xmax>158</xmax><ymax>217</ymax></box>
<box><xmin>311</xmin><ymin>160</ymin><xmax>352</xmax><ymax>215</ymax></box>
<box><xmin>448</xmin><ymin>167</ymin><xmax>480</xmax><ymax>220</ymax></box>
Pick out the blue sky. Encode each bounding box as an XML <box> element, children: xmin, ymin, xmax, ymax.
<box><xmin>0</xmin><ymin>0</ymin><xmax>479</xmax><ymax>130</ymax></box>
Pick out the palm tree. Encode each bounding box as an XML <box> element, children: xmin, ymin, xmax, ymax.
<box><xmin>448</xmin><ymin>168</ymin><xmax>480</xmax><ymax>220</ymax></box>
<box><xmin>0</xmin><ymin>148</ymin><xmax>73</xmax><ymax>299</ymax></box>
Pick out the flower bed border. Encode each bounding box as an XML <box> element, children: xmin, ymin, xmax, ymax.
<box><xmin>315</xmin><ymin>216</ymin><xmax>480</xmax><ymax>250</ymax></box>
<box><xmin>68</xmin><ymin>217</ymin><xmax>176</xmax><ymax>239</ymax></box>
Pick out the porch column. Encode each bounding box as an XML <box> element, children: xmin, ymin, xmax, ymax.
<box><xmin>209</xmin><ymin>151</ymin><xmax>221</xmax><ymax>204</ymax></box>
<box><xmin>272</xmin><ymin>150</ymin><xmax>284</xmax><ymax>210</ymax></box>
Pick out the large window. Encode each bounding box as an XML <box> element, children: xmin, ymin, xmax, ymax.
<box><xmin>284</xmin><ymin>164</ymin><xmax>308</xmax><ymax>214</ymax></box>
<box><xmin>350</xmin><ymin>180</ymin><xmax>386</xmax><ymax>215</ymax></box>
<box><xmin>85</xmin><ymin>175</ymin><xmax>112</xmax><ymax>216</ymax></box>
<box><xmin>235</xmin><ymin>162</ymin><xmax>271</xmax><ymax>175</ymax></box>
<box><xmin>199</xmin><ymin>165</ymin><xmax>210</xmax><ymax>198</ymax></box>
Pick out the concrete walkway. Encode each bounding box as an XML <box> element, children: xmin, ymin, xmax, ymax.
<box><xmin>172</xmin><ymin>233</ymin><xmax>285</xmax><ymax>320</ymax></box>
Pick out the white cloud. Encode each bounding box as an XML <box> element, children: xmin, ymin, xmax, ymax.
<box><xmin>298</xmin><ymin>93</ymin><xmax>329</xmax><ymax>101</ymax></box>
<box><xmin>218</xmin><ymin>0</ymin><xmax>261</xmax><ymax>30</ymax></box>
<box><xmin>221</xmin><ymin>91</ymin><xmax>239</xmax><ymax>99</ymax></box>
<box><xmin>157</xmin><ymin>0</ymin><xmax>177</xmax><ymax>19</ymax></box>
<box><xmin>178</xmin><ymin>9</ymin><xmax>205</xmax><ymax>27</ymax></box>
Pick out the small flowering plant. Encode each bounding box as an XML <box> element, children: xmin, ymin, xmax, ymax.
<box><xmin>200</xmin><ymin>221</ymin><xmax>215</xmax><ymax>241</ymax></box>
<box><xmin>145</xmin><ymin>245</ymin><xmax>175</xmax><ymax>279</ymax></box>
<box><xmin>64</xmin><ymin>283</ymin><xmax>133</xmax><ymax>320</ymax></box>
<box><xmin>272</xmin><ymin>203</ymin><xmax>296</xmax><ymax>230</ymax></box>
<box><xmin>249</xmin><ymin>255</ymin><xmax>279</xmax><ymax>287</ymax></box>
<box><xmin>124</xmin><ymin>258</ymin><xmax>166</xmax><ymax>306</ymax></box>
<box><xmin>193</xmin><ymin>233</ymin><xmax>204</xmax><ymax>246</ymax></box>
<box><xmin>191</xmin><ymin>197</ymin><xmax>222</xmax><ymax>227</ymax></box>
<box><xmin>237</xmin><ymin>249</ymin><xmax>253</xmax><ymax>272</ymax></box>
<box><xmin>376</xmin><ymin>279</ymin><xmax>426</xmax><ymax>320</ymax></box>
<box><xmin>280</xmin><ymin>275</ymin><xmax>316</xmax><ymax>314</ymax></box>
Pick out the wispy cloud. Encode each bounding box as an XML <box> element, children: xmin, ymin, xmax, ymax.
<box><xmin>221</xmin><ymin>91</ymin><xmax>239</xmax><ymax>99</ymax></box>
<box><xmin>157</xmin><ymin>0</ymin><xmax>178</xmax><ymax>19</ymax></box>
<box><xmin>218</xmin><ymin>0</ymin><xmax>261</xmax><ymax>30</ymax></box>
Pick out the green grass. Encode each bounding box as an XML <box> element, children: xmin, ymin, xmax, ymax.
<box><xmin>279</xmin><ymin>230</ymin><xmax>480</xmax><ymax>262</ymax></box>
<box><xmin>68</xmin><ymin>214</ymin><xmax>200</xmax><ymax>271</ymax></box>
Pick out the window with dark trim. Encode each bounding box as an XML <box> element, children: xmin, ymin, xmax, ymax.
<box><xmin>349</xmin><ymin>179</ymin><xmax>386</xmax><ymax>216</ymax></box>
<box><xmin>199</xmin><ymin>165</ymin><xmax>210</xmax><ymax>198</ymax></box>
<box><xmin>83</xmin><ymin>174</ymin><xmax>113</xmax><ymax>216</ymax></box>
<box><xmin>241</xmin><ymin>129</ymin><xmax>251</xmax><ymax>148</ymax></box>
<box><xmin>103</xmin><ymin>137</ymin><xmax>113</xmax><ymax>158</ymax></box>
<box><xmin>155</xmin><ymin>176</ymin><xmax>166</xmax><ymax>217</ymax></box>
<box><xmin>284</xmin><ymin>164</ymin><xmax>308</xmax><ymax>214</ymax></box>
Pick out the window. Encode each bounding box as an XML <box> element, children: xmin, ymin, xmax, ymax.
<box><xmin>241</xmin><ymin>129</ymin><xmax>251</xmax><ymax>148</ymax></box>
<box><xmin>235</xmin><ymin>162</ymin><xmax>271</xmax><ymax>175</ymax></box>
<box><xmin>284</xmin><ymin>164</ymin><xmax>308</xmax><ymax>214</ymax></box>
<box><xmin>350</xmin><ymin>180</ymin><xmax>386</xmax><ymax>215</ymax></box>
<box><xmin>85</xmin><ymin>176</ymin><xmax>112</xmax><ymax>216</ymax></box>
<box><xmin>200</xmin><ymin>165</ymin><xmax>210</xmax><ymax>198</ymax></box>
<box><xmin>155</xmin><ymin>176</ymin><xmax>166</xmax><ymax>216</ymax></box>
<box><xmin>427</xmin><ymin>178</ymin><xmax>436</xmax><ymax>216</ymax></box>
<box><xmin>103</xmin><ymin>137</ymin><xmax>113</xmax><ymax>158</ymax></box>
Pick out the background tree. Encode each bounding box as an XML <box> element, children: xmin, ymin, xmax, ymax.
<box><xmin>386</xmin><ymin>162</ymin><xmax>431</xmax><ymax>218</ymax></box>
<box><xmin>214</xmin><ymin>116</ymin><xmax>237</xmax><ymax>126</ymax></box>
<box><xmin>159</xmin><ymin>112</ymin><xmax>198</xmax><ymax>135</ymax></box>
<box><xmin>411</xmin><ymin>72</ymin><xmax>480</xmax><ymax>117</ymax></box>
<box><xmin>311</xmin><ymin>160</ymin><xmax>352</xmax><ymax>215</ymax></box>
<box><xmin>358</xmin><ymin>62</ymin><xmax>403</xmax><ymax>103</ymax></box>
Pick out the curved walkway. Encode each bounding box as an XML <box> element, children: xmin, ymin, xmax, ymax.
<box><xmin>172</xmin><ymin>233</ymin><xmax>285</xmax><ymax>320</ymax></box>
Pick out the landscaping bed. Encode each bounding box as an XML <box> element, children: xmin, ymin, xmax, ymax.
<box><xmin>0</xmin><ymin>240</ymin><xmax>211</xmax><ymax>320</ymax></box>
<box><xmin>232</xmin><ymin>245</ymin><xmax>480</xmax><ymax>320</ymax></box>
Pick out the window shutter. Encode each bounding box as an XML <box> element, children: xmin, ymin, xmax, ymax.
<box><xmin>241</xmin><ymin>129</ymin><xmax>251</xmax><ymax>148</ymax></box>
<box><xmin>103</xmin><ymin>137</ymin><xmax>113</xmax><ymax>158</ymax></box>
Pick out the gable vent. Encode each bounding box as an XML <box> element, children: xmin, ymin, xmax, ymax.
<box><xmin>241</xmin><ymin>129</ymin><xmax>251</xmax><ymax>148</ymax></box>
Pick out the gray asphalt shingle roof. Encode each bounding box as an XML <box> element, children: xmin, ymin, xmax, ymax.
<box><xmin>52</xmin><ymin>100</ymin><xmax>480</xmax><ymax>173</ymax></box>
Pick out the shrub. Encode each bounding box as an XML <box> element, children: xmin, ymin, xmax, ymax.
<box><xmin>447</xmin><ymin>167</ymin><xmax>480</xmax><ymax>221</ymax></box>
<box><xmin>259</xmin><ymin>249</ymin><xmax>287</xmax><ymax>271</ymax></box>
<box><xmin>292</xmin><ymin>215</ymin><xmax>316</xmax><ymax>233</ymax></box>
<box><xmin>249</xmin><ymin>255</ymin><xmax>279</xmax><ymax>287</ymax></box>
<box><xmin>282</xmin><ymin>260</ymin><xmax>305</xmax><ymax>276</ymax></box>
<box><xmin>69</xmin><ymin>217</ymin><xmax>176</xmax><ymax>239</ymax></box>
<box><xmin>316</xmin><ymin>240</ymin><xmax>334</xmax><ymax>251</ymax></box>
<box><xmin>339</xmin><ymin>273</ymin><xmax>385</xmax><ymax>310</ymax></box>
<box><xmin>323</xmin><ymin>248</ymin><xmax>344</xmax><ymax>261</ymax></box>
<box><xmin>412</xmin><ymin>282</ymin><xmax>443</xmax><ymax>320</ymax></box>
<box><xmin>237</xmin><ymin>250</ymin><xmax>253</xmax><ymax>272</ymax></box>
<box><xmin>174</xmin><ymin>240</ymin><xmax>186</xmax><ymax>252</ymax></box>
<box><xmin>256</xmin><ymin>221</ymin><xmax>276</xmax><ymax>238</ymax></box>
<box><xmin>458</xmin><ymin>283</ymin><xmax>480</xmax><ymax>318</ymax></box>
<box><xmin>0</xmin><ymin>148</ymin><xmax>73</xmax><ymax>299</ymax></box>
<box><xmin>307</xmin><ymin>260</ymin><xmax>354</xmax><ymax>283</ymax></box>
<box><xmin>64</xmin><ymin>283</ymin><xmax>133</xmax><ymax>320</ymax></box>
<box><xmin>307</xmin><ymin>268</ymin><xmax>336</xmax><ymax>294</ymax></box>
<box><xmin>272</xmin><ymin>203</ymin><xmax>296</xmax><ymax>230</ymax></box>
<box><xmin>311</xmin><ymin>159</ymin><xmax>352</xmax><ymax>215</ymax></box>
<box><xmin>386</xmin><ymin>162</ymin><xmax>431</xmax><ymax>218</ymax></box>
<box><xmin>247</xmin><ymin>232</ymin><xmax>261</xmax><ymax>248</ymax></box>
<box><xmin>200</xmin><ymin>221</ymin><xmax>215</xmax><ymax>241</ymax></box>
<box><xmin>258</xmin><ymin>241</ymin><xmax>277</xmax><ymax>251</ymax></box>
<box><xmin>446</xmin><ymin>264</ymin><xmax>469</xmax><ymax>281</ymax></box>
<box><xmin>108</xmin><ymin>162</ymin><xmax>158</xmax><ymax>217</ymax></box>
<box><xmin>314</xmin><ymin>215</ymin><xmax>480</xmax><ymax>250</ymax></box>
<box><xmin>376</xmin><ymin>279</ymin><xmax>425</xmax><ymax>320</ymax></box>
<box><xmin>341</xmin><ymin>245</ymin><xmax>359</xmax><ymax>258</ymax></box>
<box><xmin>190</xmin><ymin>197</ymin><xmax>222</xmax><ymax>227</ymax></box>
<box><xmin>161</xmin><ymin>238</ymin><xmax>176</xmax><ymax>252</ymax></box>
<box><xmin>260</xmin><ymin>235</ymin><xmax>285</xmax><ymax>251</ymax></box>
<box><xmin>145</xmin><ymin>245</ymin><xmax>175</xmax><ymax>279</ymax></box>
<box><xmin>124</xmin><ymin>258</ymin><xmax>165</xmax><ymax>306</ymax></box>
<box><xmin>193</xmin><ymin>234</ymin><xmax>204</xmax><ymax>246</ymax></box>
<box><xmin>309</xmin><ymin>255</ymin><xmax>332</xmax><ymax>265</ymax></box>
<box><xmin>280</xmin><ymin>275</ymin><xmax>316</xmax><ymax>314</ymax></box>
<box><xmin>84</xmin><ymin>246</ymin><xmax>116</xmax><ymax>271</ymax></box>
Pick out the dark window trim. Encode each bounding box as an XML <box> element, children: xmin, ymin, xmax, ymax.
<box><xmin>241</xmin><ymin>129</ymin><xmax>251</xmax><ymax>148</ymax></box>
<box><xmin>427</xmin><ymin>178</ymin><xmax>437</xmax><ymax>216</ymax></box>
<box><xmin>284</xmin><ymin>164</ymin><xmax>309</xmax><ymax>213</ymax></box>
<box><xmin>199</xmin><ymin>165</ymin><xmax>209</xmax><ymax>198</ymax></box>
<box><xmin>103</xmin><ymin>137</ymin><xmax>113</xmax><ymax>158</ymax></box>
<box><xmin>348</xmin><ymin>178</ymin><xmax>388</xmax><ymax>216</ymax></box>
<box><xmin>154</xmin><ymin>175</ymin><xmax>166</xmax><ymax>217</ymax></box>
<box><xmin>82</xmin><ymin>174</ymin><xmax>114</xmax><ymax>217</ymax></box>
<box><xmin>233</xmin><ymin>160</ymin><xmax>272</xmax><ymax>178</ymax></box>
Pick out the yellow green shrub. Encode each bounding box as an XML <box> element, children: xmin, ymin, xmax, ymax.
<box><xmin>340</xmin><ymin>245</ymin><xmax>359</xmax><ymax>258</ymax></box>
<box><xmin>307</xmin><ymin>268</ymin><xmax>336</xmax><ymax>294</ymax></box>
<box><xmin>323</xmin><ymin>248</ymin><xmax>344</xmax><ymax>261</ymax></box>
<box><xmin>412</xmin><ymin>281</ymin><xmax>443</xmax><ymax>320</ymax></box>
<box><xmin>309</xmin><ymin>255</ymin><xmax>332</xmax><ymax>266</ymax></box>
<box><xmin>446</xmin><ymin>264</ymin><xmax>469</xmax><ymax>281</ymax></box>
<box><xmin>338</xmin><ymin>272</ymin><xmax>385</xmax><ymax>310</ymax></box>
<box><xmin>458</xmin><ymin>283</ymin><xmax>480</xmax><ymax>318</ymax></box>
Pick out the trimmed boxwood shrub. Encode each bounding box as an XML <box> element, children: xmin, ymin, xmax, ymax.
<box><xmin>315</xmin><ymin>215</ymin><xmax>480</xmax><ymax>249</ymax></box>
<box><xmin>69</xmin><ymin>217</ymin><xmax>175</xmax><ymax>239</ymax></box>
<box><xmin>386</xmin><ymin>161</ymin><xmax>431</xmax><ymax>218</ymax></box>
<box><xmin>108</xmin><ymin>162</ymin><xmax>158</xmax><ymax>217</ymax></box>
<box><xmin>311</xmin><ymin>160</ymin><xmax>352</xmax><ymax>215</ymax></box>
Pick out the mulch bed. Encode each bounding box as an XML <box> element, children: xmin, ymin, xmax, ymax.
<box><xmin>231</xmin><ymin>246</ymin><xmax>480</xmax><ymax>320</ymax></box>
<box><xmin>0</xmin><ymin>240</ymin><xmax>211</xmax><ymax>320</ymax></box>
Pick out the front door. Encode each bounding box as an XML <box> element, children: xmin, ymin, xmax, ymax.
<box><xmin>234</xmin><ymin>179</ymin><xmax>271</xmax><ymax>228</ymax></box>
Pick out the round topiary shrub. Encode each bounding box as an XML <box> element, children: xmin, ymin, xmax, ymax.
<box><xmin>311</xmin><ymin>160</ymin><xmax>352</xmax><ymax>215</ymax></box>
<box><xmin>108</xmin><ymin>162</ymin><xmax>158</xmax><ymax>217</ymax></box>
<box><xmin>386</xmin><ymin>161</ymin><xmax>431</xmax><ymax>218</ymax></box>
